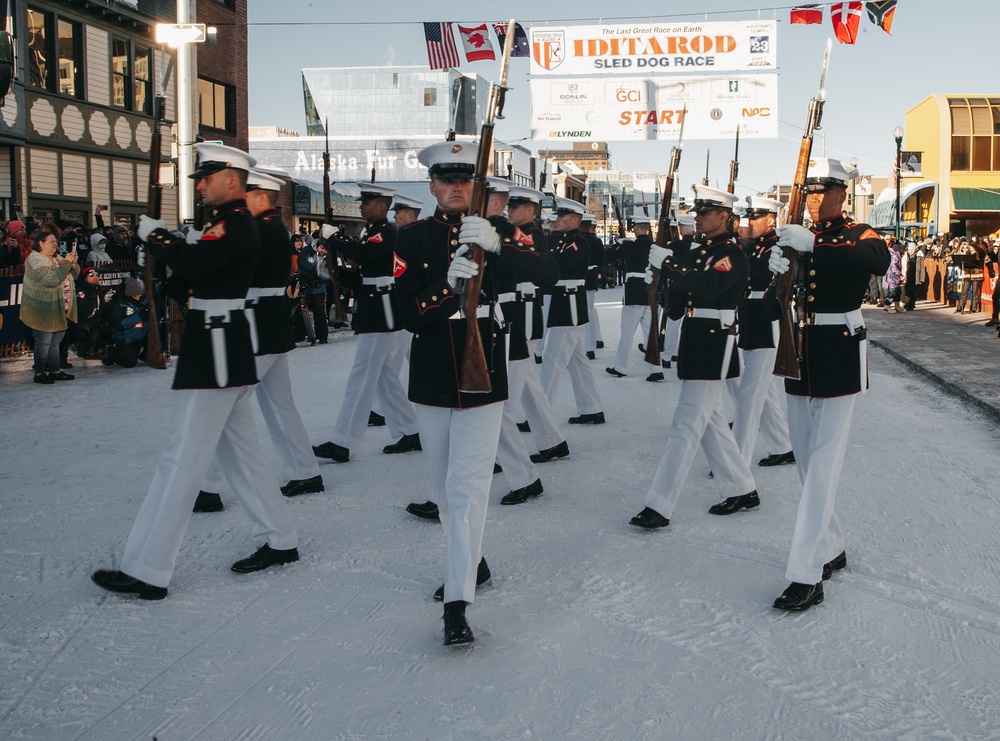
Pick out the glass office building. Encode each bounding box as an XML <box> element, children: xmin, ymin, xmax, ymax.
<box><xmin>302</xmin><ymin>66</ymin><xmax>488</xmax><ymax>139</ymax></box>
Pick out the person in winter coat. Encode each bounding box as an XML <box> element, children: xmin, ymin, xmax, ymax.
<box><xmin>20</xmin><ymin>230</ymin><xmax>79</xmax><ymax>383</ymax></box>
<box><xmin>882</xmin><ymin>240</ymin><xmax>903</xmax><ymax>313</ymax></box>
<box><xmin>5</xmin><ymin>220</ymin><xmax>33</xmax><ymax>264</ymax></box>
<box><xmin>901</xmin><ymin>241</ymin><xmax>926</xmax><ymax>311</ymax></box>
<box><xmin>87</xmin><ymin>233</ymin><xmax>113</xmax><ymax>265</ymax></box>
<box><xmin>102</xmin><ymin>276</ymin><xmax>149</xmax><ymax>368</ymax></box>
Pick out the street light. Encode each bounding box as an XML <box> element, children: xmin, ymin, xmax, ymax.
<box><xmin>849</xmin><ymin>156</ymin><xmax>859</xmax><ymax>221</ymax></box>
<box><xmin>893</xmin><ymin>125</ymin><xmax>904</xmax><ymax>242</ymax></box>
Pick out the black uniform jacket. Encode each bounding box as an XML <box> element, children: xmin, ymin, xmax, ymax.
<box><xmin>250</xmin><ymin>209</ymin><xmax>295</xmax><ymax>356</ymax></box>
<box><xmin>546</xmin><ymin>228</ymin><xmax>591</xmax><ymax>327</ymax></box>
<box><xmin>664</xmin><ymin>236</ymin><xmax>695</xmax><ymax>319</ymax></box>
<box><xmin>395</xmin><ymin>208</ymin><xmax>556</xmax><ymax>409</ymax></box>
<box><xmin>620</xmin><ymin>235</ymin><xmax>652</xmax><ymax>305</ymax></box>
<box><xmin>785</xmin><ymin>217</ymin><xmax>890</xmax><ymax>398</ymax></box>
<box><xmin>663</xmin><ymin>232</ymin><xmax>748</xmax><ymax>381</ymax></box>
<box><xmin>328</xmin><ymin>217</ymin><xmax>398</xmax><ymax>334</ymax></box>
<box><xmin>148</xmin><ymin>198</ymin><xmax>259</xmax><ymax>390</ymax></box>
<box><xmin>738</xmin><ymin>230</ymin><xmax>782</xmax><ymax>351</ymax></box>
<box><xmin>583</xmin><ymin>232</ymin><xmax>604</xmax><ymax>291</ymax></box>
<box><xmin>513</xmin><ymin>222</ymin><xmax>550</xmax><ymax>342</ymax></box>
<box><xmin>493</xmin><ymin>218</ymin><xmax>558</xmax><ymax>361</ymax></box>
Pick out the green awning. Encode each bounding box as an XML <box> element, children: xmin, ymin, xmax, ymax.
<box><xmin>952</xmin><ymin>187</ymin><xmax>1000</xmax><ymax>212</ymax></box>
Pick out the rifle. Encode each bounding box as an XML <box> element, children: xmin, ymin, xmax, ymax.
<box><xmin>727</xmin><ymin>125</ymin><xmax>740</xmax><ymax>231</ymax></box>
<box><xmin>773</xmin><ymin>39</ymin><xmax>831</xmax><ymax>380</ymax></box>
<box><xmin>702</xmin><ymin>151</ymin><xmax>710</xmax><ymax>187</ymax></box>
<box><xmin>142</xmin><ymin>90</ymin><xmax>168</xmax><ymax>369</ymax></box>
<box><xmin>610</xmin><ymin>192</ymin><xmax>626</xmax><ymax>241</ymax></box>
<box><xmin>459</xmin><ymin>18</ymin><xmax>517</xmax><ymax>393</ymax></box>
<box><xmin>370</xmin><ymin>140</ymin><xmax>377</xmax><ymax>183</ymax></box>
<box><xmin>322</xmin><ymin>118</ymin><xmax>349</xmax><ymax>325</ymax></box>
<box><xmin>644</xmin><ymin>104</ymin><xmax>686</xmax><ymax>367</ymax></box>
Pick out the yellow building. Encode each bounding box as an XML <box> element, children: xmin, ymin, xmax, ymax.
<box><xmin>884</xmin><ymin>95</ymin><xmax>1000</xmax><ymax>238</ymax></box>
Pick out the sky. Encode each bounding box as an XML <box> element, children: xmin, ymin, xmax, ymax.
<box><xmin>245</xmin><ymin>1</ymin><xmax>1000</xmax><ymax>199</ymax></box>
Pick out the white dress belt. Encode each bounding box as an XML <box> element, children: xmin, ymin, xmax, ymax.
<box><xmin>808</xmin><ymin>308</ymin><xmax>865</xmax><ymax>331</ymax></box>
<box><xmin>555</xmin><ymin>279</ymin><xmax>585</xmax><ymax>287</ymax></box>
<box><xmin>190</xmin><ymin>298</ymin><xmax>246</xmax><ymax>313</ymax></box>
<box><xmin>626</xmin><ymin>272</ymin><xmax>647</xmax><ymax>280</ymax></box>
<box><xmin>748</xmin><ymin>290</ymin><xmax>768</xmax><ymax>299</ymax></box>
<box><xmin>497</xmin><ymin>292</ymin><xmax>517</xmax><ymax>303</ymax></box>
<box><xmin>362</xmin><ymin>276</ymin><xmax>395</xmax><ymax>288</ymax></box>
<box><xmin>516</xmin><ymin>282</ymin><xmax>537</xmax><ymax>297</ymax></box>
<box><xmin>246</xmin><ymin>286</ymin><xmax>286</xmax><ymax>301</ymax></box>
<box><xmin>449</xmin><ymin>304</ymin><xmax>505</xmax><ymax>323</ymax></box>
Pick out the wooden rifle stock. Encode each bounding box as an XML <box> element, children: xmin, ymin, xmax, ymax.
<box><xmin>322</xmin><ymin>122</ymin><xmax>348</xmax><ymax>324</ymax></box>
<box><xmin>458</xmin><ymin>19</ymin><xmax>517</xmax><ymax>393</ymax></box>
<box><xmin>143</xmin><ymin>94</ymin><xmax>167</xmax><ymax>369</ymax></box>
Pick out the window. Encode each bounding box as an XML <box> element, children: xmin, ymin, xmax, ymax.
<box><xmin>424</xmin><ymin>87</ymin><xmax>436</xmax><ymax>106</ymax></box>
<box><xmin>950</xmin><ymin>97</ymin><xmax>1000</xmax><ymax>172</ymax></box>
<box><xmin>198</xmin><ymin>77</ymin><xmax>234</xmax><ymax>132</ymax></box>
<box><xmin>27</xmin><ymin>7</ymin><xmax>83</xmax><ymax>97</ymax></box>
<box><xmin>111</xmin><ymin>38</ymin><xmax>151</xmax><ymax>113</ymax></box>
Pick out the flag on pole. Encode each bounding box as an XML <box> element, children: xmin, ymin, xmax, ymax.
<box><xmin>492</xmin><ymin>21</ymin><xmax>530</xmax><ymax>57</ymax></box>
<box><xmin>830</xmin><ymin>2</ymin><xmax>863</xmax><ymax>44</ymax></box>
<box><xmin>865</xmin><ymin>1</ymin><xmax>897</xmax><ymax>35</ymax></box>
<box><xmin>423</xmin><ymin>22</ymin><xmax>460</xmax><ymax>70</ymax></box>
<box><xmin>457</xmin><ymin>23</ymin><xmax>496</xmax><ymax>62</ymax></box>
<box><xmin>789</xmin><ymin>5</ymin><xmax>824</xmax><ymax>25</ymax></box>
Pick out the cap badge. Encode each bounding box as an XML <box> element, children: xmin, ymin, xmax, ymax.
<box><xmin>451</xmin><ymin>144</ymin><xmax>462</xmax><ymax>154</ymax></box>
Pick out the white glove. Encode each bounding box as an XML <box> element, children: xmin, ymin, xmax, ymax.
<box><xmin>320</xmin><ymin>224</ymin><xmax>340</xmax><ymax>240</ymax></box>
<box><xmin>136</xmin><ymin>245</ymin><xmax>146</xmax><ymax>267</ymax></box>
<box><xmin>459</xmin><ymin>216</ymin><xmax>501</xmax><ymax>254</ymax></box>
<box><xmin>647</xmin><ymin>244</ymin><xmax>672</xmax><ymax>269</ymax></box>
<box><xmin>776</xmin><ymin>224</ymin><xmax>814</xmax><ymax>254</ymax></box>
<box><xmin>446</xmin><ymin>245</ymin><xmax>479</xmax><ymax>294</ymax></box>
<box><xmin>768</xmin><ymin>244</ymin><xmax>790</xmax><ymax>275</ymax></box>
<box><xmin>185</xmin><ymin>227</ymin><xmax>204</xmax><ymax>245</ymax></box>
<box><xmin>137</xmin><ymin>214</ymin><xmax>166</xmax><ymax>241</ymax></box>
<box><xmin>643</xmin><ymin>265</ymin><xmax>654</xmax><ymax>284</ymax></box>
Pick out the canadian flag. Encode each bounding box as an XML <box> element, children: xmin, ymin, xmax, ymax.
<box><xmin>830</xmin><ymin>2</ymin><xmax>863</xmax><ymax>44</ymax></box>
<box><xmin>457</xmin><ymin>24</ymin><xmax>496</xmax><ymax>62</ymax></box>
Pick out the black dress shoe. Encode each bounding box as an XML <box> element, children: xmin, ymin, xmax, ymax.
<box><xmin>530</xmin><ymin>440</ymin><xmax>570</xmax><ymax>464</ymax></box>
<box><xmin>646</xmin><ymin>372</ymin><xmax>664</xmax><ymax>382</ymax></box>
<box><xmin>406</xmin><ymin>500</ymin><xmax>440</xmax><ymax>520</ymax></box>
<box><xmin>434</xmin><ymin>558</ymin><xmax>491</xmax><ymax>601</ymax></box>
<box><xmin>33</xmin><ymin>373</ymin><xmax>54</xmax><ymax>385</ymax></box>
<box><xmin>313</xmin><ymin>441</ymin><xmax>350</xmax><ymax>463</ymax></box>
<box><xmin>773</xmin><ymin>582</ymin><xmax>824</xmax><ymax>611</ymax></box>
<box><xmin>708</xmin><ymin>491</ymin><xmax>760</xmax><ymax>515</ymax></box>
<box><xmin>605</xmin><ymin>367</ymin><xmax>627</xmax><ymax>378</ymax></box>
<box><xmin>586</xmin><ymin>350</ymin><xmax>596</xmax><ymax>360</ymax></box>
<box><xmin>91</xmin><ymin>569</ymin><xmax>167</xmax><ymax>600</ymax></box>
<box><xmin>985</xmin><ymin>319</ymin><xmax>999</xmax><ymax>327</ymax></box>
<box><xmin>822</xmin><ymin>550</ymin><xmax>847</xmax><ymax>580</ymax></box>
<box><xmin>568</xmin><ymin>412</ymin><xmax>605</xmax><ymax>424</ymax></box>
<box><xmin>516</xmin><ymin>420</ymin><xmax>531</xmax><ymax>433</ymax></box>
<box><xmin>231</xmin><ymin>544</ymin><xmax>299</xmax><ymax>573</ymax></box>
<box><xmin>280</xmin><ymin>475</ymin><xmax>325</xmax><ymax>497</ymax></box>
<box><xmin>629</xmin><ymin>507</ymin><xmax>670</xmax><ymax>529</ymax></box>
<box><xmin>193</xmin><ymin>491</ymin><xmax>224</xmax><ymax>512</ymax></box>
<box><xmin>367</xmin><ymin>411</ymin><xmax>386</xmax><ymax>427</ymax></box>
<box><xmin>383</xmin><ymin>433</ymin><xmax>421</xmax><ymax>454</ymax></box>
<box><xmin>493</xmin><ymin>463</ymin><xmax>503</xmax><ymax>474</ymax></box>
<box><xmin>443</xmin><ymin>600</ymin><xmax>474</xmax><ymax>645</ymax></box>
<box><xmin>501</xmin><ymin>478</ymin><xmax>543</xmax><ymax>505</ymax></box>
<box><xmin>595</xmin><ymin>340</ymin><xmax>604</xmax><ymax>349</ymax></box>
<box><xmin>661</xmin><ymin>360</ymin><xmax>672</xmax><ymax>369</ymax></box>
<box><xmin>758</xmin><ymin>451</ymin><xmax>795</xmax><ymax>467</ymax></box>
<box><xmin>637</xmin><ymin>343</ymin><xmax>646</xmax><ymax>353</ymax></box>
<box><xmin>50</xmin><ymin>371</ymin><xmax>75</xmax><ymax>381</ymax></box>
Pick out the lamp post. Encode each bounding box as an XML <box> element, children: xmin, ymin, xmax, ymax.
<box><xmin>893</xmin><ymin>125</ymin><xmax>903</xmax><ymax>242</ymax></box>
<box><xmin>849</xmin><ymin>156</ymin><xmax>859</xmax><ymax>221</ymax></box>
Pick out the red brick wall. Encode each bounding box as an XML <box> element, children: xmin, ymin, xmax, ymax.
<box><xmin>195</xmin><ymin>0</ymin><xmax>248</xmax><ymax>151</ymax></box>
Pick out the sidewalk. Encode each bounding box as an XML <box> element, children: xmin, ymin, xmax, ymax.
<box><xmin>862</xmin><ymin>300</ymin><xmax>1000</xmax><ymax>422</ymax></box>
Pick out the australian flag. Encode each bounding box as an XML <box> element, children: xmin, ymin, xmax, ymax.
<box><xmin>492</xmin><ymin>21</ymin><xmax>529</xmax><ymax>57</ymax></box>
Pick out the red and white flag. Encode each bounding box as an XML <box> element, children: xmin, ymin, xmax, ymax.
<box><xmin>830</xmin><ymin>2</ymin><xmax>863</xmax><ymax>44</ymax></box>
<box><xmin>423</xmin><ymin>22</ymin><xmax>460</xmax><ymax>70</ymax></box>
<box><xmin>457</xmin><ymin>23</ymin><xmax>496</xmax><ymax>62</ymax></box>
<box><xmin>789</xmin><ymin>5</ymin><xmax>824</xmax><ymax>25</ymax></box>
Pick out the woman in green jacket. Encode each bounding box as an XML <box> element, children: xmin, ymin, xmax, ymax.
<box><xmin>20</xmin><ymin>230</ymin><xmax>80</xmax><ymax>384</ymax></box>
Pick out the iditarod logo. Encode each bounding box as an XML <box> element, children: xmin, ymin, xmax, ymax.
<box><xmin>533</xmin><ymin>30</ymin><xmax>565</xmax><ymax>71</ymax></box>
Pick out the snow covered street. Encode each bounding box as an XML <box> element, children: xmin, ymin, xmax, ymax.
<box><xmin>3</xmin><ymin>293</ymin><xmax>1000</xmax><ymax>739</ymax></box>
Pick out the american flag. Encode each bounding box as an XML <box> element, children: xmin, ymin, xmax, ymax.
<box><xmin>424</xmin><ymin>22</ymin><xmax>460</xmax><ymax>70</ymax></box>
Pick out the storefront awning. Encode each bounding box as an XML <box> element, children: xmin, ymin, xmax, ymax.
<box><xmin>952</xmin><ymin>188</ymin><xmax>1000</xmax><ymax>212</ymax></box>
<box><xmin>867</xmin><ymin>181</ymin><xmax>937</xmax><ymax>230</ymax></box>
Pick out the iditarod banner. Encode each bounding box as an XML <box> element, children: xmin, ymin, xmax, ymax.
<box><xmin>530</xmin><ymin>75</ymin><xmax>777</xmax><ymax>141</ymax></box>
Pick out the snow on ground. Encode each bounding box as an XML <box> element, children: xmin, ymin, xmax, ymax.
<box><xmin>3</xmin><ymin>290</ymin><xmax>1000</xmax><ymax>740</ymax></box>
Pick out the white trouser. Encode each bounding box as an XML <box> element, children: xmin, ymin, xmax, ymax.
<box><xmin>540</xmin><ymin>325</ymin><xmax>603</xmax><ymax>416</ymax></box>
<box><xmin>203</xmin><ymin>352</ymin><xmax>321</xmax><ymax>491</ymax></box>
<box><xmin>495</xmin><ymin>400</ymin><xmax>538</xmax><ymax>491</ymax></box>
<box><xmin>732</xmin><ymin>347</ymin><xmax>791</xmax><ymax>464</ymax></box>
<box><xmin>613</xmin><ymin>304</ymin><xmax>652</xmax><ymax>374</ymax></box>
<box><xmin>584</xmin><ymin>290</ymin><xmax>603</xmax><ymax>350</ymax></box>
<box><xmin>508</xmin><ymin>356</ymin><xmax>564</xmax><ymax>451</ymax></box>
<box><xmin>644</xmin><ymin>380</ymin><xmax>756</xmax><ymax>518</ymax></box>
<box><xmin>372</xmin><ymin>331</ymin><xmax>412</xmax><ymax>417</ymax></box>
<box><xmin>663</xmin><ymin>316</ymin><xmax>682</xmax><ymax>359</ymax></box>
<box><xmin>415</xmin><ymin>402</ymin><xmax>504</xmax><ymax>604</ymax></box>
<box><xmin>330</xmin><ymin>332</ymin><xmax>418</xmax><ymax>449</ymax></box>
<box><xmin>784</xmin><ymin>394</ymin><xmax>855</xmax><ymax>584</ymax></box>
<box><xmin>121</xmin><ymin>388</ymin><xmax>298</xmax><ymax>588</ymax></box>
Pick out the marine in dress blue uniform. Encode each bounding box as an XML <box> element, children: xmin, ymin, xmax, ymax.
<box><xmin>769</xmin><ymin>158</ymin><xmax>890</xmax><ymax>611</ymax></box>
<box><xmin>580</xmin><ymin>214</ymin><xmax>605</xmax><ymax>356</ymax></box>
<box><xmin>92</xmin><ymin>145</ymin><xmax>299</xmax><ymax>600</ymax></box>
<box><xmin>630</xmin><ymin>187</ymin><xmax>760</xmax><ymax>531</ymax></box>
<box><xmin>607</xmin><ymin>214</ymin><xmax>655</xmax><ymax>378</ymax></box>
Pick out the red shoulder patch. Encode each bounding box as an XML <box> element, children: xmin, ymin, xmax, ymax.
<box><xmin>393</xmin><ymin>253</ymin><xmax>407</xmax><ymax>278</ymax></box>
<box><xmin>512</xmin><ymin>227</ymin><xmax>534</xmax><ymax>246</ymax></box>
<box><xmin>368</xmin><ymin>232</ymin><xmax>384</xmax><ymax>244</ymax></box>
<box><xmin>712</xmin><ymin>256</ymin><xmax>733</xmax><ymax>272</ymax></box>
<box><xmin>860</xmin><ymin>228</ymin><xmax>880</xmax><ymax>241</ymax></box>
<box><xmin>201</xmin><ymin>222</ymin><xmax>226</xmax><ymax>241</ymax></box>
